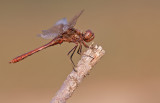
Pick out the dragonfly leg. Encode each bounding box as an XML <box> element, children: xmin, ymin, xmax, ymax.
<box><xmin>67</xmin><ymin>43</ymin><xmax>78</xmax><ymax>72</ymax></box>
<box><xmin>68</xmin><ymin>44</ymin><xmax>77</xmax><ymax>55</ymax></box>
<box><xmin>77</xmin><ymin>43</ymin><xmax>82</xmax><ymax>55</ymax></box>
<box><xmin>82</xmin><ymin>41</ymin><xmax>94</xmax><ymax>59</ymax></box>
<box><xmin>82</xmin><ymin>41</ymin><xmax>89</xmax><ymax>48</ymax></box>
<box><xmin>70</xmin><ymin>44</ymin><xmax>78</xmax><ymax>67</ymax></box>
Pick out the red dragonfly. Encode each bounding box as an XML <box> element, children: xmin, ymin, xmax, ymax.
<box><xmin>9</xmin><ymin>10</ymin><xmax>94</xmax><ymax>67</ymax></box>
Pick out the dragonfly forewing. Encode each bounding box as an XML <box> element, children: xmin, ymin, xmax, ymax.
<box><xmin>38</xmin><ymin>10</ymin><xmax>84</xmax><ymax>39</ymax></box>
<box><xmin>55</xmin><ymin>18</ymin><xmax>68</xmax><ymax>26</ymax></box>
<box><xmin>68</xmin><ymin>10</ymin><xmax>84</xmax><ymax>28</ymax></box>
<box><xmin>38</xmin><ymin>23</ymin><xmax>64</xmax><ymax>39</ymax></box>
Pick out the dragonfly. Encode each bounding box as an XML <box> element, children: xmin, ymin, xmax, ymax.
<box><xmin>9</xmin><ymin>10</ymin><xmax>94</xmax><ymax>69</ymax></box>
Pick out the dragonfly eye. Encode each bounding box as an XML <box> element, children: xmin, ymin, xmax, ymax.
<box><xmin>83</xmin><ymin>30</ymin><xmax>94</xmax><ymax>42</ymax></box>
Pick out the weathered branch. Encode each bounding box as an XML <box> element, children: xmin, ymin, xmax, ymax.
<box><xmin>50</xmin><ymin>44</ymin><xmax>105</xmax><ymax>103</ymax></box>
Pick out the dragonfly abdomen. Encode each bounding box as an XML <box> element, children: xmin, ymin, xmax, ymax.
<box><xmin>9</xmin><ymin>46</ymin><xmax>48</xmax><ymax>63</ymax></box>
<box><xmin>9</xmin><ymin>38</ymin><xmax>63</xmax><ymax>63</ymax></box>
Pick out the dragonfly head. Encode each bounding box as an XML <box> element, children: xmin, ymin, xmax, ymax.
<box><xmin>83</xmin><ymin>30</ymin><xmax>94</xmax><ymax>42</ymax></box>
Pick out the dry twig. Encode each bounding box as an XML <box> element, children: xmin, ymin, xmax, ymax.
<box><xmin>50</xmin><ymin>44</ymin><xmax>105</xmax><ymax>103</ymax></box>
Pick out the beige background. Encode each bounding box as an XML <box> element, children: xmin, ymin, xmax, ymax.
<box><xmin>1</xmin><ymin>0</ymin><xmax>160</xmax><ymax>103</ymax></box>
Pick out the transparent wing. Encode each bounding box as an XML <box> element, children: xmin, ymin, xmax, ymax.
<box><xmin>55</xmin><ymin>18</ymin><xmax>68</xmax><ymax>26</ymax></box>
<box><xmin>67</xmin><ymin>10</ymin><xmax>84</xmax><ymax>28</ymax></box>
<box><xmin>38</xmin><ymin>18</ymin><xmax>68</xmax><ymax>39</ymax></box>
<box><xmin>38</xmin><ymin>10</ymin><xmax>84</xmax><ymax>39</ymax></box>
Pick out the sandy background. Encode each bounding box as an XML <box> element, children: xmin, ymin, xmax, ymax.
<box><xmin>1</xmin><ymin>0</ymin><xmax>160</xmax><ymax>103</ymax></box>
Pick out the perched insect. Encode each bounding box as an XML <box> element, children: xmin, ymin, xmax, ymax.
<box><xmin>10</xmin><ymin>10</ymin><xmax>95</xmax><ymax>70</ymax></box>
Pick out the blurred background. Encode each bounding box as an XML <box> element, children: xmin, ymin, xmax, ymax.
<box><xmin>1</xmin><ymin>0</ymin><xmax>160</xmax><ymax>103</ymax></box>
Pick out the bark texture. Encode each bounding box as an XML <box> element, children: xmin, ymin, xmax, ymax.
<box><xmin>50</xmin><ymin>45</ymin><xmax>105</xmax><ymax>103</ymax></box>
